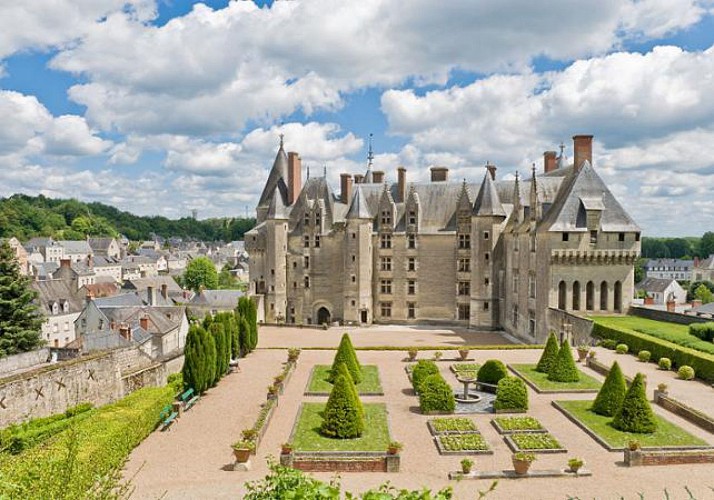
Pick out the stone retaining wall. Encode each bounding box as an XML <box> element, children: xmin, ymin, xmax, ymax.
<box><xmin>625</xmin><ymin>448</ymin><xmax>714</xmax><ymax>466</ymax></box>
<box><xmin>630</xmin><ymin>306</ymin><xmax>710</xmax><ymax>326</ymax></box>
<box><xmin>282</xmin><ymin>452</ymin><xmax>399</xmax><ymax>472</ymax></box>
<box><xmin>654</xmin><ymin>390</ymin><xmax>714</xmax><ymax>434</ymax></box>
<box><xmin>0</xmin><ymin>348</ymin><xmax>50</xmax><ymax>376</ymax></box>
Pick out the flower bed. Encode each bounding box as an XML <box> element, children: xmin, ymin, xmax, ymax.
<box><xmin>427</xmin><ymin>417</ymin><xmax>478</xmax><ymax>435</ymax></box>
<box><xmin>507</xmin><ymin>432</ymin><xmax>565</xmax><ymax>453</ymax></box>
<box><xmin>492</xmin><ymin>416</ymin><xmax>545</xmax><ymax>434</ymax></box>
<box><xmin>435</xmin><ymin>434</ymin><xmax>492</xmax><ymax>455</ymax></box>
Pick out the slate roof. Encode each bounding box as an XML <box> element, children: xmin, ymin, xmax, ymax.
<box><xmin>696</xmin><ymin>255</ymin><xmax>714</xmax><ymax>270</ymax></box>
<box><xmin>645</xmin><ymin>259</ymin><xmax>694</xmax><ymax>270</ymax></box>
<box><xmin>189</xmin><ymin>290</ymin><xmax>244</xmax><ymax>309</ymax></box>
<box><xmin>636</xmin><ymin>277</ymin><xmax>679</xmax><ymax>294</ymax></box>
<box><xmin>32</xmin><ymin>280</ymin><xmax>84</xmax><ymax>314</ymax></box>
<box><xmin>88</xmin><ymin>238</ymin><xmax>116</xmax><ymax>252</ymax></box>
<box><xmin>346</xmin><ymin>186</ymin><xmax>372</xmax><ymax>219</ymax></box>
<box><xmin>58</xmin><ymin>240</ymin><xmax>93</xmax><ymax>255</ymax></box>
<box><xmin>124</xmin><ymin>276</ymin><xmax>182</xmax><ymax>293</ymax></box>
<box><xmin>257</xmin><ymin>145</ymin><xmax>289</xmax><ymax>209</ymax></box>
<box><xmin>473</xmin><ymin>172</ymin><xmax>506</xmax><ymax>217</ymax></box>
<box><xmin>693</xmin><ymin>302</ymin><xmax>714</xmax><ymax>315</ymax></box>
<box><xmin>266</xmin><ymin>189</ymin><xmax>289</xmax><ymax>220</ymax></box>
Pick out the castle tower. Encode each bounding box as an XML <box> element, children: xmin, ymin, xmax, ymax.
<box><xmin>344</xmin><ymin>186</ymin><xmax>373</xmax><ymax>324</ymax></box>
<box><xmin>256</xmin><ymin>137</ymin><xmax>289</xmax><ymax>223</ymax></box>
<box><xmin>263</xmin><ymin>191</ymin><xmax>289</xmax><ymax>322</ymax></box>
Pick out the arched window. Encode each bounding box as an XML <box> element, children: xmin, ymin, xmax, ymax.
<box><xmin>614</xmin><ymin>281</ymin><xmax>622</xmax><ymax>312</ymax></box>
<box><xmin>600</xmin><ymin>281</ymin><xmax>608</xmax><ymax>310</ymax></box>
<box><xmin>572</xmin><ymin>281</ymin><xmax>581</xmax><ymax>310</ymax></box>
<box><xmin>558</xmin><ymin>281</ymin><xmax>567</xmax><ymax>310</ymax></box>
<box><xmin>586</xmin><ymin>281</ymin><xmax>594</xmax><ymax>310</ymax></box>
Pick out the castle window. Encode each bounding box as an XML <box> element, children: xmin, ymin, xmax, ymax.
<box><xmin>484</xmin><ymin>302</ymin><xmax>489</xmax><ymax>311</ymax></box>
<box><xmin>484</xmin><ymin>277</ymin><xmax>489</xmax><ymax>286</ymax></box>
<box><xmin>562</xmin><ymin>232</ymin><xmax>569</xmax><ymax>242</ymax></box>
<box><xmin>407</xmin><ymin>302</ymin><xmax>416</xmax><ymax>319</ymax></box>
<box><xmin>408</xmin><ymin>211</ymin><xmax>417</xmax><ymax>225</ymax></box>
<box><xmin>618</xmin><ymin>232</ymin><xmax>625</xmax><ymax>242</ymax></box>
<box><xmin>352</xmin><ymin>255</ymin><xmax>356</xmax><ymax>262</ymax></box>
<box><xmin>458</xmin><ymin>258</ymin><xmax>470</xmax><ymax>272</ymax></box>
<box><xmin>314</xmin><ymin>235</ymin><xmax>321</xmax><ymax>248</ymax></box>
<box><xmin>304</xmin><ymin>235</ymin><xmax>310</xmax><ymax>248</ymax></box>
<box><xmin>351</xmin><ymin>275</ymin><xmax>356</xmax><ymax>283</ymax></box>
<box><xmin>513</xmin><ymin>272</ymin><xmax>519</xmax><ymax>293</ymax></box>
<box><xmin>458</xmin><ymin>304</ymin><xmax>470</xmax><ymax>320</ymax></box>
<box><xmin>458</xmin><ymin>234</ymin><xmax>470</xmax><ymax>249</ymax></box>
<box><xmin>304</xmin><ymin>256</ymin><xmax>309</xmax><ymax>269</ymax></box>
<box><xmin>514</xmin><ymin>237</ymin><xmax>519</xmax><ymax>252</ymax></box>
<box><xmin>589</xmin><ymin>230</ymin><xmax>597</xmax><ymax>245</ymax></box>
<box><xmin>315</xmin><ymin>212</ymin><xmax>321</xmax><ymax>227</ymax></box>
<box><xmin>512</xmin><ymin>305</ymin><xmax>518</xmax><ymax>326</ymax></box>
<box><xmin>304</xmin><ymin>276</ymin><xmax>310</xmax><ymax>289</ymax></box>
<box><xmin>351</xmin><ymin>300</ymin><xmax>356</xmax><ymax>306</ymax></box>
<box><xmin>270</xmin><ymin>285</ymin><xmax>275</xmax><ymax>292</ymax></box>
<box><xmin>408</xmin><ymin>257</ymin><xmax>416</xmax><ymax>271</ymax></box>
<box><xmin>380</xmin><ymin>280</ymin><xmax>392</xmax><ymax>294</ymax></box>
<box><xmin>458</xmin><ymin>281</ymin><xmax>470</xmax><ymax>296</ymax></box>
<box><xmin>528</xmin><ymin>273</ymin><xmax>536</xmax><ymax>299</ymax></box>
<box><xmin>304</xmin><ymin>213</ymin><xmax>310</xmax><ymax>226</ymax></box>
<box><xmin>381</xmin><ymin>210</ymin><xmax>392</xmax><ymax>225</ymax></box>
<box><xmin>484</xmin><ymin>252</ymin><xmax>490</xmax><ymax>262</ymax></box>
<box><xmin>407</xmin><ymin>234</ymin><xmax>416</xmax><ymax>249</ymax></box>
<box><xmin>380</xmin><ymin>234</ymin><xmax>392</xmax><ymax>249</ymax></box>
<box><xmin>484</xmin><ymin>231</ymin><xmax>489</xmax><ymax>240</ymax></box>
<box><xmin>380</xmin><ymin>302</ymin><xmax>392</xmax><ymax>317</ymax></box>
<box><xmin>529</xmin><ymin>310</ymin><xmax>536</xmax><ymax>337</ymax></box>
<box><xmin>380</xmin><ymin>257</ymin><xmax>392</xmax><ymax>271</ymax></box>
<box><xmin>635</xmin><ymin>232</ymin><xmax>641</xmax><ymax>241</ymax></box>
<box><xmin>408</xmin><ymin>280</ymin><xmax>416</xmax><ymax>295</ymax></box>
<box><xmin>293</xmin><ymin>282</ymin><xmax>297</xmax><ymax>289</ymax></box>
<box><xmin>352</xmin><ymin>232</ymin><xmax>356</xmax><ymax>239</ymax></box>
<box><xmin>292</xmin><ymin>262</ymin><xmax>297</xmax><ymax>269</ymax></box>
<box><xmin>270</xmin><ymin>269</ymin><xmax>275</xmax><ymax>275</ymax></box>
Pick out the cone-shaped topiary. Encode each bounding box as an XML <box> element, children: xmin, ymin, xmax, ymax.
<box><xmin>320</xmin><ymin>372</ymin><xmax>365</xmax><ymax>438</ymax></box>
<box><xmin>591</xmin><ymin>361</ymin><xmax>627</xmax><ymax>417</ymax></box>
<box><xmin>547</xmin><ymin>341</ymin><xmax>580</xmax><ymax>382</ymax></box>
<box><xmin>494</xmin><ymin>376</ymin><xmax>528</xmax><ymax>412</ymax></box>
<box><xmin>477</xmin><ymin>359</ymin><xmax>509</xmax><ymax>385</ymax></box>
<box><xmin>411</xmin><ymin>360</ymin><xmax>440</xmax><ymax>393</ymax></box>
<box><xmin>334</xmin><ymin>361</ymin><xmax>364</xmax><ymax>419</ymax></box>
<box><xmin>612</xmin><ymin>373</ymin><xmax>657</xmax><ymax>433</ymax></box>
<box><xmin>419</xmin><ymin>374</ymin><xmax>456</xmax><ymax>413</ymax></box>
<box><xmin>329</xmin><ymin>333</ymin><xmax>362</xmax><ymax>384</ymax></box>
<box><xmin>536</xmin><ymin>331</ymin><xmax>560</xmax><ymax>373</ymax></box>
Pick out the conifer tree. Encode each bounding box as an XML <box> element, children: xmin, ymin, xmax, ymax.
<box><xmin>320</xmin><ymin>372</ymin><xmax>365</xmax><ymax>439</ymax></box>
<box><xmin>612</xmin><ymin>373</ymin><xmax>657</xmax><ymax>433</ymax></box>
<box><xmin>201</xmin><ymin>326</ymin><xmax>217</xmax><ymax>387</ymax></box>
<box><xmin>0</xmin><ymin>241</ymin><xmax>43</xmax><ymax>356</ymax></box>
<box><xmin>329</xmin><ymin>333</ymin><xmax>362</xmax><ymax>384</ymax></box>
<box><xmin>547</xmin><ymin>341</ymin><xmax>580</xmax><ymax>382</ymax></box>
<box><xmin>229</xmin><ymin>315</ymin><xmax>239</xmax><ymax>359</ymax></box>
<box><xmin>335</xmin><ymin>361</ymin><xmax>364</xmax><ymax>418</ymax></box>
<box><xmin>536</xmin><ymin>331</ymin><xmax>559</xmax><ymax>373</ymax></box>
<box><xmin>209</xmin><ymin>322</ymin><xmax>227</xmax><ymax>381</ymax></box>
<box><xmin>592</xmin><ymin>361</ymin><xmax>627</xmax><ymax>417</ymax></box>
<box><xmin>181</xmin><ymin>325</ymin><xmax>201</xmax><ymax>392</ymax></box>
<box><xmin>239</xmin><ymin>317</ymin><xmax>250</xmax><ymax>357</ymax></box>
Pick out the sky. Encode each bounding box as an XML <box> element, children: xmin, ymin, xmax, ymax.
<box><xmin>1</xmin><ymin>1</ymin><xmax>714</xmax><ymax>236</ymax></box>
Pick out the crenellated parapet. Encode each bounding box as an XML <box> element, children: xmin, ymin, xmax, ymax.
<box><xmin>550</xmin><ymin>249</ymin><xmax>640</xmax><ymax>265</ymax></box>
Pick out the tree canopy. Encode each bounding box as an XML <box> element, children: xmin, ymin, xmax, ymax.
<box><xmin>183</xmin><ymin>257</ymin><xmax>219</xmax><ymax>292</ymax></box>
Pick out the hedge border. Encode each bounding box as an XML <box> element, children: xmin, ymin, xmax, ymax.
<box><xmin>262</xmin><ymin>345</ymin><xmax>543</xmax><ymax>351</ymax></box>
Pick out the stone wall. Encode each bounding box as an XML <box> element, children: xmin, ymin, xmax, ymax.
<box><xmin>0</xmin><ymin>348</ymin><xmax>50</xmax><ymax>376</ymax></box>
<box><xmin>547</xmin><ymin>308</ymin><xmax>594</xmax><ymax>345</ymax></box>
<box><xmin>625</xmin><ymin>448</ymin><xmax>714</xmax><ymax>466</ymax></box>
<box><xmin>630</xmin><ymin>306</ymin><xmax>710</xmax><ymax>326</ymax></box>
<box><xmin>285</xmin><ymin>452</ymin><xmax>399</xmax><ymax>473</ymax></box>
<box><xmin>654</xmin><ymin>390</ymin><xmax>714</xmax><ymax>434</ymax></box>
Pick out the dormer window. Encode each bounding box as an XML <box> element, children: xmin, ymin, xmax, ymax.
<box><xmin>304</xmin><ymin>213</ymin><xmax>310</xmax><ymax>226</ymax></box>
<box><xmin>381</xmin><ymin>210</ymin><xmax>391</xmax><ymax>225</ymax></box>
<box><xmin>408</xmin><ymin>211</ymin><xmax>417</xmax><ymax>225</ymax></box>
<box><xmin>62</xmin><ymin>301</ymin><xmax>69</xmax><ymax>313</ymax></box>
<box><xmin>51</xmin><ymin>302</ymin><xmax>59</xmax><ymax>315</ymax></box>
<box><xmin>315</xmin><ymin>211</ymin><xmax>321</xmax><ymax>227</ymax></box>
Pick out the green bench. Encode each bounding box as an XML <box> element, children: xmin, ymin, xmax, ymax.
<box><xmin>179</xmin><ymin>388</ymin><xmax>199</xmax><ymax>411</ymax></box>
<box><xmin>159</xmin><ymin>405</ymin><xmax>178</xmax><ymax>431</ymax></box>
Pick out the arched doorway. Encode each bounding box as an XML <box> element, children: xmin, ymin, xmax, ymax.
<box><xmin>600</xmin><ymin>281</ymin><xmax>608</xmax><ymax>310</ymax></box>
<box><xmin>317</xmin><ymin>307</ymin><xmax>331</xmax><ymax>325</ymax></box>
<box><xmin>558</xmin><ymin>281</ymin><xmax>567</xmax><ymax>310</ymax></box>
<box><xmin>614</xmin><ymin>281</ymin><xmax>622</xmax><ymax>312</ymax></box>
<box><xmin>586</xmin><ymin>281</ymin><xmax>594</xmax><ymax>310</ymax></box>
<box><xmin>572</xmin><ymin>281</ymin><xmax>581</xmax><ymax>310</ymax></box>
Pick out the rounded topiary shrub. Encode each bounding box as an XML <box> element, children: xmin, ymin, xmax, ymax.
<box><xmin>320</xmin><ymin>373</ymin><xmax>365</xmax><ymax>439</ymax></box>
<box><xmin>615</xmin><ymin>344</ymin><xmax>629</xmax><ymax>354</ymax></box>
<box><xmin>536</xmin><ymin>331</ymin><xmax>560</xmax><ymax>374</ymax></box>
<box><xmin>637</xmin><ymin>350</ymin><xmax>651</xmax><ymax>363</ymax></box>
<box><xmin>547</xmin><ymin>341</ymin><xmax>580</xmax><ymax>383</ymax></box>
<box><xmin>591</xmin><ymin>361</ymin><xmax>627</xmax><ymax>417</ymax></box>
<box><xmin>678</xmin><ymin>365</ymin><xmax>695</xmax><ymax>380</ymax></box>
<box><xmin>419</xmin><ymin>374</ymin><xmax>455</xmax><ymax>414</ymax></box>
<box><xmin>494</xmin><ymin>376</ymin><xmax>528</xmax><ymax>412</ymax></box>
<box><xmin>612</xmin><ymin>373</ymin><xmax>657</xmax><ymax>434</ymax></box>
<box><xmin>411</xmin><ymin>360</ymin><xmax>440</xmax><ymax>393</ymax></box>
<box><xmin>658</xmin><ymin>357</ymin><xmax>672</xmax><ymax>370</ymax></box>
<box><xmin>329</xmin><ymin>333</ymin><xmax>362</xmax><ymax>384</ymax></box>
<box><xmin>477</xmin><ymin>359</ymin><xmax>508</xmax><ymax>385</ymax></box>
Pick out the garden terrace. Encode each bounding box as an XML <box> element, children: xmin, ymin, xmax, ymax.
<box><xmin>305</xmin><ymin>365</ymin><xmax>383</xmax><ymax>395</ymax></box>
<box><xmin>509</xmin><ymin>364</ymin><xmax>602</xmax><ymax>393</ymax></box>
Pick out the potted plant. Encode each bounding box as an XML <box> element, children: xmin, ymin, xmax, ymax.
<box><xmin>267</xmin><ymin>385</ymin><xmax>279</xmax><ymax>400</ymax></box>
<box><xmin>512</xmin><ymin>452</ymin><xmax>536</xmax><ymax>475</ymax></box>
<box><xmin>657</xmin><ymin>382</ymin><xmax>668</xmax><ymax>394</ymax></box>
<box><xmin>576</xmin><ymin>344</ymin><xmax>590</xmax><ymax>362</ymax></box>
<box><xmin>241</xmin><ymin>428</ymin><xmax>257</xmax><ymax>442</ymax></box>
<box><xmin>387</xmin><ymin>441</ymin><xmax>403</xmax><ymax>455</ymax></box>
<box><xmin>567</xmin><ymin>457</ymin><xmax>584</xmax><ymax>474</ymax></box>
<box><xmin>458</xmin><ymin>349</ymin><xmax>470</xmax><ymax>361</ymax></box>
<box><xmin>588</xmin><ymin>349</ymin><xmax>596</xmax><ymax>360</ymax></box>
<box><xmin>273</xmin><ymin>374</ymin><xmax>285</xmax><ymax>390</ymax></box>
<box><xmin>281</xmin><ymin>442</ymin><xmax>293</xmax><ymax>454</ymax></box>
<box><xmin>628</xmin><ymin>440</ymin><xmax>641</xmax><ymax>451</ymax></box>
<box><xmin>232</xmin><ymin>440</ymin><xmax>255</xmax><ymax>463</ymax></box>
<box><xmin>407</xmin><ymin>348</ymin><xmax>418</xmax><ymax>361</ymax></box>
<box><xmin>287</xmin><ymin>348</ymin><xmax>300</xmax><ymax>363</ymax></box>
<box><xmin>461</xmin><ymin>458</ymin><xmax>474</xmax><ymax>474</ymax></box>
<box><xmin>433</xmin><ymin>351</ymin><xmax>443</xmax><ymax>361</ymax></box>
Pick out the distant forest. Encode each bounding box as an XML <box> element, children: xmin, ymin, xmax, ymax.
<box><xmin>0</xmin><ymin>194</ymin><xmax>256</xmax><ymax>242</ymax></box>
<box><xmin>641</xmin><ymin>233</ymin><xmax>714</xmax><ymax>260</ymax></box>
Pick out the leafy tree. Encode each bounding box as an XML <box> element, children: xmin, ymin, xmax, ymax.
<box><xmin>329</xmin><ymin>333</ymin><xmax>362</xmax><ymax>384</ymax></box>
<box><xmin>591</xmin><ymin>361</ymin><xmax>627</xmax><ymax>417</ymax></box>
<box><xmin>0</xmin><ymin>241</ymin><xmax>43</xmax><ymax>356</ymax></box>
<box><xmin>612</xmin><ymin>373</ymin><xmax>657</xmax><ymax>433</ymax></box>
<box><xmin>700</xmin><ymin>231</ymin><xmax>714</xmax><ymax>257</ymax></box>
<box><xmin>694</xmin><ymin>284</ymin><xmax>714</xmax><ymax>304</ymax></box>
<box><xmin>547</xmin><ymin>341</ymin><xmax>580</xmax><ymax>382</ymax></box>
<box><xmin>183</xmin><ymin>257</ymin><xmax>219</xmax><ymax>293</ymax></box>
<box><xmin>536</xmin><ymin>331</ymin><xmax>559</xmax><ymax>373</ymax></box>
<box><xmin>320</xmin><ymin>371</ymin><xmax>364</xmax><ymax>439</ymax></box>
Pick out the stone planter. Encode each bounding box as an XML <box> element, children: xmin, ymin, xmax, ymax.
<box><xmin>458</xmin><ymin>349</ymin><xmax>470</xmax><ymax>361</ymax></box>
<box><xmin>233</xmin><ymin>448</ymin><xmax>251</xmax><ymax>463</ymax></box>
<box><xmin>512</xmin><ymin>458</ymin><xmax>532</xmax><ymax>475</ymax></box>
<box><xmin>577</xmin><ymin>349</ymin><xmax>588</xmax><ymax>362</ymax></box>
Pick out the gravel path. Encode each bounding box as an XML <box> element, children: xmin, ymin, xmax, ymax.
<box><xmin>124</xmin><ymin>327</ymin><xmax>714</xmax><ymax>500</ymax></box>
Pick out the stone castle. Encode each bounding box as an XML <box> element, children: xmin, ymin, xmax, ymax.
<box><xmin>246</xmin><ymin>134</ymin><xmax>641</xmax><ymax>342</ymax></box>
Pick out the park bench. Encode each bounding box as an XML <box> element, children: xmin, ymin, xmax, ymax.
<box><xmin>159</xmin><ymin>405</ymin><xmax>178</xmax><ymax>431</ymax></box>
<box><xmin>179</xmin><ymin>388</ymin><xmax>199</xmax><ymax>411</ymax></box>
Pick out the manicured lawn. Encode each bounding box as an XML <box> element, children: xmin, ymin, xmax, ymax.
<box><xmin>291</xmin><ymin>403</ymin><xmax>390</xmax><ymax>452</ymax></box>
<box><xmin>510</xmin><ymin>364</ymin><xmax>601</xmax><ymax>392</ymax></box>
<box><xmin>306</xmin><ymin>365</ymin><xmax>383</xmax><ymax>394</ymax></box>
<box><xmin>557</xmin><ymin>399</ymin><xmax>708</xmax><ymax>449</ymax></box>
<box><xmin>591</xmin><ymin>316</ymin><xmax>714</xmax><ymax>356</ymax></box>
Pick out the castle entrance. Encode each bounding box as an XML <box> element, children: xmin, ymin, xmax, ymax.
<box><xmin>317</xmin><ymin>307</ymin><xmax>331</xmax><ymax>325</ymax></box>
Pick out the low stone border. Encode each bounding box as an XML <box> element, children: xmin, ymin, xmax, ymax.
<box><xmin>491</xmin><ymin>419</ymin><xmax>547</xmax><ymax>435</ymax></box>
<box><xmin>427</xmin><ymin>419</ymin><xmax>479</xmax><ymax>436</ymax></box>
<box><xmin>503</xmin><ymin>434</ymin><xmax>567</xmax><ymax>454</ymax></box>
<box><xmin>624</xmin><ymin>448</ymin><xmax>714</xmax><ymax>466</ymax></box>
<box><xmin>448</xmin><ymin>468</ymin><xmax>592</xmax><ymax>480</ymax></box>
<box><xmin>654</xmin><ymin>390</ymin><xmax>714</xmax><ymax>435</ymax></box>
<box><xmin>280</xmin><ymin>451</ymin><xmax>399</xmax><ymax>472</ymax></box>
<box><xmin>508</xmin><ymin>365</ymin><xmax>599</xmax><ymax>394</ymax></box>
<box><xmin>433</xmin><ymin>435</ymin><xmax>493</xmax><ymax>456</ymax></box>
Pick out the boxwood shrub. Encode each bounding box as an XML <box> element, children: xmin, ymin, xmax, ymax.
<box><xmin>419</xmin><ymin>374</ymin><xmax>456</xmax><ymax>413</ymax></box>
<box><xmin>658</xmin><ymin>357</ymin><xmax>672</xmax><ymax>370</ymax></box>
<box><xmin>638</xmin><ymin>350</ymin><xmax>651</xmax><ymax>362</ymax></box>
<box><xmin>616</xmin><ymin>344</ymin><xmax>629</xmax><ymax>354</ymax></box>
<box><xmin>689</xmin><ymin>322</ymin><xmax>714</xmax><ymax>342</ymax></box>
<box><xmin>477</xmin><ymin>359</ymin><xmax>508</xmax><ymax>385</ymax></box>
<box><xmin>411</xmin><ymin>360</ymin><xmax>440</xmax><ymax>393</ymax></box>
<box><xmin>494</xmin><ymin>376</ymin><xmax>528</xmax><ymax>412</ymax></box>
<box><xmin>592</xmin><ymin>323</ymin><xmax>714</xmax><ymax>383</ymax></box>
<box><xmin>678</xmin><ymin>365</ymin><xmax>695</xmax><ymax>380</ymax></box>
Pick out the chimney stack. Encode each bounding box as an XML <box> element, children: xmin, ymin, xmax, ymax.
<box><xmin>397</xmin><ymin>167</ymin><xmax>407</xmax><ymax>202</ymax></box>
<box><xmin>572</xmin><ymin>135</ymin><xmax>593</xmax><ymax>172</ymax></box>
<box><xmin>147</xmin><ymin>286</ymin><xmax>156</xmax><ymax>306</ymax></box>
<box><xmin>486</xmin><ymin>164</ymin><xmax>497</xmax><ymax>181</ymax></box>
<box><xmin>543</xmin><ymin>151</ymin><xmax>557</xmax><ymax>173</ymax></box>
<box><xmin>287</xmin><ymin>152</ymin><xmax>302</xmax><ymax>205</ymax></box>
<box><xmin>430</xmin><ymin>167</ymin><xmax>449</xmax><ymax>182</ymax></box>
<box><xmin>160</xmin><ymin>283</ymin><xmax>168</xmax><ymax>300</ymax></box>
<box><xmin>60</xmin><ymin>258</ymin><xmax>71</xmax><ymax>269</ymax></box>
<box><xmin>140</xmin><ymin>315</ymin><xmax>149</xmax><ymax>331</ymax></box>
<box><xmin>340</xmin><ymin>173</ymin><xmax>353</xmax><ymax>204</ymax></box>
<box><xmin>354</xmin><ymin>174</ymin><xmax>364</xmax><ymax>184</ymax></box>
<box><xmin>119</xmin><ymin>324</ymin><xmax>130</xmax><ymax>341</ymax></box>
<box><xmin>85</xmin><ymin>290</ymin><xmax>94</xmax><ymax>305</ymax></box>
<box><xmin>372</xmin><ymin>171</ymin><xmax>384</xmax><ymax>184</ymax></box>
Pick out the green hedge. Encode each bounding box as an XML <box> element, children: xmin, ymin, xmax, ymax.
<box><xmin>690</xmin><ymin>322</ymin><xmax>714</xmax><ymax>342</ymax></box>
<box><xmin>411</xmin><ymin>360</ymin><xmax>440</xmax><ymax>393</ymax></box>
<box><xmin>477</xmin><ymin>359</ymin><xmax>508</xmax><ymax>385</ymax></box>
<box><xmin>494</xmin><ymin>376</ymin><xmax>528</xmax><ymax>412</ymax></box>
<box><xmin>592</xmin><ymin>323</ymin><xmax>714</xmax><ymax>383</ymax></box>
<box><xmin>0</xmin><ymin>385</ymin><xmax>174</xmax><ymax>499</ymax></box>
<box><xmin>419</xmin><ymin>374</ymin><xmax>455</xmax><ymax>413</ymax></box>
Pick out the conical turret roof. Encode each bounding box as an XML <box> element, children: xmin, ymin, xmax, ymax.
<box><xmin>258</xmin><ymin>143</ymin><xmax>289</xmax><ymax>208</ymax></box>
<box><xmin>266</xmin><ymin>189</ymin><xmax>289</xmax><ymax>220</ymax></box>
<box><xmin>473</xmin><ymin>171</ymin><xmax>506</xmax><ymax>217</ymax></box>
<box><xmin>346</xmin><ymin>185</ymin><xmax>372</xmax><ymax>219</ymax></box>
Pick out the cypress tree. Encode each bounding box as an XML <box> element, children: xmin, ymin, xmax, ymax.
<box><xmin>239</xmin><ymin>317</ymin><xmax>250</xmax><ymax>357</ymax></box>
<box><xmin>0</xmin><ymin>241</ymin><xmax>43</xmax><ymax>356</ymax></box>
<box><xmin>248</xmin><ymin>298</ymin><xmax>258</xmax><ymax>350</ymax></box>
<box><xmin>329</xmin><ymin>333</ymin><xmax>362</xmax><ymax>384</ymax></box>
<box><xmin>591</xmin><ymin>361</ymin><xmax>627</xmax><ymax>417</ymax></box>
<box><xmin>320</xmin><ymin>373</ymin><xmax>365</xmax><ymax>438</ymax></box>
<box><xmin>201</xmin><ymin>326</ymin><xmax>217</xmax><ymax>388</ymax></box>
<box><xmin>209</xmin><ymin>322</ymin><xmax>227</xmax><ymax>380</ymax></box>
<box><xmin>229</xmin><ymin>315</ymin><xmax>239</xmax><ymax>360</ymax></box>
<box><xmin>548</xmin><ymin>341</ymin><xmax>580</xmax><ymax>382</ymax></box>
<box><xmin>202</xmin><ymin>312</ymin><xmax>213</xmax><ymax>330</ymax></box>
<box><xmin>181</xmin><ymin>325</ymin><xmax>201</xmax><ymax>392</ymax></box>
<box><xmin>536</xmin><ymin>331</ymin><xmax>560</xmax><ymax>373</ymax></box>
<box><xmin>612</xmin><ymin>373</ymin><xmax>657</xmax><ymax>433</ymax></box>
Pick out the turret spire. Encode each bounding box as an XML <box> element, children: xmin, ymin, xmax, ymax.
<box><xmin>513</xmin><ymin>171</ymin><xmax>522</xmax><ymax>223</ymax></box>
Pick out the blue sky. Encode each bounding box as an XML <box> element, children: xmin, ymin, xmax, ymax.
<box><xmin>1</xmin><ymin>1</ymin><xmax>714</xmax><ymax>236</ymax></box>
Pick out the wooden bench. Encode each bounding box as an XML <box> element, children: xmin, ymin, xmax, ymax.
<box><xmin>159</xmin><ymin>405</ymin><xmax>178</xmax><ymax>431</ymax></box>
<box><xmin>179</xmin><ymin>388</ymin><xmax>199</xmax><ymax>411</ymax></box>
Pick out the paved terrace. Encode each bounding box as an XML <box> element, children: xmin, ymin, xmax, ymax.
<box><xmin>123</xmin><ymin>326</ymin><xmax>714</xmax><ymax>500</ymax></box>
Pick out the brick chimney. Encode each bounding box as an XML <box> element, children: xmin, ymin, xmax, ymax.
<box><xmin>573</xmin><ymin>135</ymin><xmax>593</xmax><ymax>171</ymax></box>
<box><xmin>147</xmin><ymin>286</ymin><xmax>156</xmax><ymax>306</ymax></box>
<box><xmin>140</xmin><ymin>315</ymin><xmax>149</xmax><ymax>331</ymax></box>
<box><xmin>372</xmin><ymin>171</ymin><xmax>384</xmax><ymax>184</ymax></box>
<box><xmin>486</xmin><ymin>164</ymin><xmax>497</xmax><ymax>181</ymax></box>
<box><xmin>287</xmin><ymin>152</ymin><xmax>302</xmax><ymax>205</ymax></box>
<box><xmin>85</xmin><ymin>290</ymin><xmax>94</xmax><ymax>305</ymax></box>
<box><xmin>543</xmin><ymin>151</ymin><xmax>557</xmax><ymax>173</ymax></box>
<box><xmin>397</xmin><ymin>167</ymin><xmax>407</xmax><ymax>202</ymax></box>
<box><xmin>160</xmin><ymin>283</ymin><xmax>168</xmax><ymax>300</ymax></box>
<box><xmin>694</xmin><ymin>256</ymin><xmax>700</xmax><ymax>268</ymax></box>
<box><xmin>430</xmin><ymin>167</ymin><xmax>449</xmax><ymax>182</ymax></box>
<box><xmin>60</xmin><ymin>258</ymin><xmax>71</xmax><ymax>269</ymax></box>
<box><xmin>119</xmin><ymin>324</ymin><xmax>131</xmax><ymax>341</ymax></box>
<box><xmin>340</xmin><ymin>173</ymin><xmax>353</xmax><ymax>204</ymax></box>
